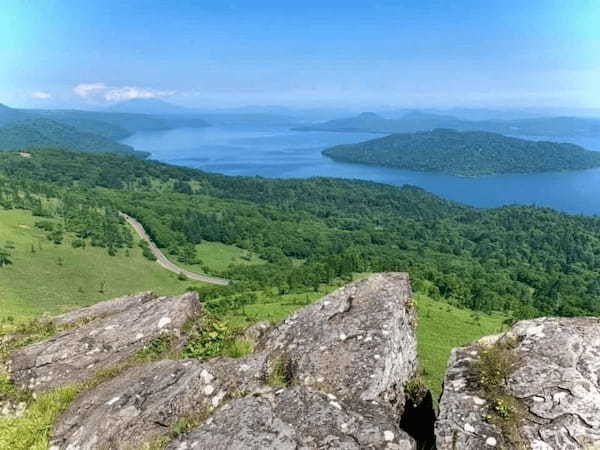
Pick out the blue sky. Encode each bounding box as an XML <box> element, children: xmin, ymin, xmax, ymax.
<box><xmin>1</xmin><ymin>0</ymin><xmax>599</xmax><ymax>109</ymax></box>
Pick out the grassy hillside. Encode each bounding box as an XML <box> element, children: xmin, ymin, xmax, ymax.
<box><xmin>0</xmin><ymin>209</ymin><xmax>206</xmax><ymax>318</ymax></box>
<box><xmin>168</xmin><ymin>241</ymin><xmax>265</xmax><ymax>275</ymax></box>
<box><xmin>415</xmin><ymin>294</ymin><xmax>507</xmax><ymax>400</ymax></box>
<box><xmin>323</xmin><ymin>128</ymin><xmax>600</xmax><ymax>175</ymax></box>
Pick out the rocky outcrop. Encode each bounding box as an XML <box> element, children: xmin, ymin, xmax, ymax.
<box><xmin>47</xmin><ymin>272</ymin><xmax>420</xmax><ymax>449</ymax></box>
<box><xmin>436</xmin><ymin>317</ymin><xmax>600</xmax><ymax>450</ymax></box>
<box><xmin>166</xmin><ymin>386</ymin><xmax>416</xmax><ymax>450</ymax></box>
<box><xmin>50</xmin><ymin>354</ymin><xmax>267</xmax><ymax>450</ymax></box>
<box><xmin>7</xmin><ymin>292</ymin><xmax>201</xmax><ymax>392</ymax></box>
<box><xmin>51</xmin><ymin>291</ymin><xmax>155</xmax><ymax>326</ymax></box>
<box><xmin>257</xmin><ymin>272</ymin><xmax>417</xmax><ymax>418</ymax></box>
<box><xmin>242</xmin><ymin>320</ymin><xmax>271</xmax><ymax>342</ymax></box>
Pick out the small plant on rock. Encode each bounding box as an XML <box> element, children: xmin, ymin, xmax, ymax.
<box><xmin>267</xmin><ymin>354</ymin><xmax>295</xmax><ymax>387</ymax></box>
<box><xmin>473</xmin><ymin>337</ymin><xmax>526</xmax><ymax>448</ymax></box>
<box><xmin>222</xmin><ymin>338</ymin><xmax>254</xmax><ymax>358</ymax></box>
<box><xmin>182</xmin><ymin>314</ymin><xmax>232</xmax><ymax>360</ymax></box>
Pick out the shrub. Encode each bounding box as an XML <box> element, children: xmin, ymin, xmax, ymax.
<box><xmin>182</xmin><ymin>315</ymin><xmax>232</xmax><ymax>360</ymax></box>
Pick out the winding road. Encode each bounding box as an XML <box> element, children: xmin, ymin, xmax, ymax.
<box><xmin>119</xmin><ymin>212</ymin><xmax>230</xmax><ymax>286</ymax></box>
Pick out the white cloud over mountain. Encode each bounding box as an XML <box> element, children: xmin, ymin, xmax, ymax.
<box><xmin>72</xmin><ymin>83</ymin><xmax>175</xmax><ymax>102</ymax></box>
<box><xmin>31</xmin><ymin>91</ymin><xmax>52</xmax><ymax>99</ymax></box>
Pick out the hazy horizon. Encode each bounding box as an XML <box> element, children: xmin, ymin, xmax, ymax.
<box><xmin>2</xmin><ymin>0</ymin><xmax>599</xmax><ymax>112</ymax></box>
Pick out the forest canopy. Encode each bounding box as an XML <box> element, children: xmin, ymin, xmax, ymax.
<box><xmin>1</xmin><ymin>148</ymin><xmax>600</xmax><ymax>320</ymax></box>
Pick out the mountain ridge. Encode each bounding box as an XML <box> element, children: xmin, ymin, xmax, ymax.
<box><xmin>297</xmin><ymin>111</ymin><xmax>600</xmax><ymax>137</ymax></box>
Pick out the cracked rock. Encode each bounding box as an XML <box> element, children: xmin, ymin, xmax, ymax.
<box><xmin>257</xmin><ymin>272</ymin><xmax>418</xmax><ymax>419</ymax></box>
<box><xmin>50</xmin><ymin>354</ymin><xmax>267</xmax><ymax>450</ymax></box>
<box><xmin>51</xmin><ymin>291</ymin><xmax>156</xmax><ymax>326</ymax></box>
<box><xmin>166</xmin><ymin>386</ymin><xmax>416</xmax><ymax>450</ymax></box>
<box><xmin>436</xmin><ymin>317</ymin><xmax>600</xmax><ymax>450</ymax></box>
<box><xmin>7</xmin><ymin>292</ymin><xmax>201</xmax><ymax>392</ymax></box>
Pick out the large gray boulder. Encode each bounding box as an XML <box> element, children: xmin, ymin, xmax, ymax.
<box><xmin>48</xmin><ymin>273</ymin><xmax>421</xmax><ymax>449</ymax></box>
<box><xmin>51</xmin><ymin>291</ymin><xmax>155</xmax><ymax>326</ymax></box>
<box><xmin>436</xmin><ymin>317</ymin><xmax>600</xmax><ymax>450</ymax></box>
<box><xmin>7</xmin><ymin>292</ymin><xmax>201</xmax><ymax>392</ymax></box>
<box><xmin>50</xmin><ymin>354</ymin><xmax>267</xmax><ymax>450</ymax></box>
<box><xmin>257</xmin><ymin>272</ymin><xmax>417</xmax><ymax>418</ymax></box>
<box><xmin>166</xmin><ymin>386</ymin><xmax>416</xmax><ymax>450</ymax></box>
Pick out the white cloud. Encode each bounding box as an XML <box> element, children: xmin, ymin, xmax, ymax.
<box><xmin>31</xmin><ymin>91</ymin><xmax>52</xmax><ymax>100</ymax></box>
<box><xmin>72</xmin><ymin>82</ymin><xmax>175</xmax><ymax>102</ymax></box>
<box><xmin>73</xmin><ymin>82</ymin><xmax>107</xmax><ymax>98</ymax></box>
<box><xmin>103</xmin><ymin>86</ymin><xmax>176</xmax><ymax>101</ymax></box>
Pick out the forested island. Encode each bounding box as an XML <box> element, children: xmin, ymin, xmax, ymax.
<box><xmin>322</xmin><ymin>128</ymin><xmax>600</xmax><ymax>176</ymax></box>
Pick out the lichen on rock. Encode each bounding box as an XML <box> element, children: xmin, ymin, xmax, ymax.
<box><xmin>436</xmin><ymin>317</ymin><xmax>600</xmax><ymax>450</ymax></box>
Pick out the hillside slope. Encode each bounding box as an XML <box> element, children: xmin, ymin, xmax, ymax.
<box><xmin>323</xmin><ymin>128</ymin><xmax>600</xmax><ymax>175</ymax></box>
<box><xmin>2</xmin><ymin>149</ymin><xmax>600</xmax><ymax>321</ymax></box>
<box><xmin>0</xmin><ymin>118</ymin><xmax>145</xmax><ymax>156</ymax></box>
<box><xmin>0</xmin><ymin>209</ymin><xmax>205</xmax><ymax>317</ymax></box>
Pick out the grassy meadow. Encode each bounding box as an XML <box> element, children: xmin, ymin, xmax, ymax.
<box><xmin>169</xmin><ymin>240</ymin><xmax>264</xmax><ymax>274</ymax></box>
<box><xmin>0</xmin><ymin>208</ymin><xmax>207</xmax><ymax>318</ymax></box>
<box><xmin>415</xmin><ymin>293</ymin><xmax>508</xmax><ymax>400</ymax></box>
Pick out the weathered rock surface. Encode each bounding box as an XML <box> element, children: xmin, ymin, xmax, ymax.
<box><xmin>242</xmin><ymin>320</ymin><xmax>272</xmax><ymax>342</ymax></box>
<box><xmin>436</xmin><ymin>317</ymin><xmax>600</xmax><ymax>450</ymax></box>
<box><xmin>166</xmin><ymin>386</ymin><xmax>416</xmax><ymax>450</ymax></box>
<box><xmin>8</xmin><ymin>292</ymin><xmax>201</xmax><ymax>392</ymax></box>
<box><xmin>50</xmin><ymin>354</ymin><xmax>267</xmax><ymax>450</ymax></box>
<box><xmin>51</xmin><ymin>291</ymin><xmax>155</xmax><ymax>326</ymax></box>
<box><xmin>257</xmin><ymin>272</ymin><xmax>417</xmax><ymax>418</ymax></box>
<box><xmin>47</xmin><ymin>273</ymin><xmax>421</xmax><ymax>450</ymax></box>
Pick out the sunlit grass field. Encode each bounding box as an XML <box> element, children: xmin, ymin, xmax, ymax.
<box><xmin>169</xmin><ymin>240</ymin><xmax>264</xmax><ymax>274</ymax></box>
<box><xmin>415</xmin><ymin>293</ymin><xmax>508</xmax><ymax>400</ymax></box>
<box><xmin>0</xmin><ymin>209</ymin><xmax>207</xmax><ymax>318</ymax></box>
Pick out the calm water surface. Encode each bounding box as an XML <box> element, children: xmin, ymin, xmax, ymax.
<box><xmin>122</xmin><ymin>126</ymin><xmax>600</xmax><ymax>216</ymax></box>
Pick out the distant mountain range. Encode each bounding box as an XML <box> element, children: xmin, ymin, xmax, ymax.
<box><xmin>323</xmin><ymin>128</ymin><xmax>600</xmax><ymax>176</ymax></box>
<box><xmin>3</xmin><ymin>99</ymin><xmax>600</xmax><ymax>159</ymax></box>
<box><xmin>296</xmin><ymin>111</ymin><xmax>600</xmax><ymax>137</ymax></box>
<box><xmin>0</xmin><ymin>102</ymin><xmax>210</xmax><ymax>156</ymax></box>
<box><xmin>105</xmin><ymin>98</ymin><xmax>193</xmax><ymax>115</ymax></box>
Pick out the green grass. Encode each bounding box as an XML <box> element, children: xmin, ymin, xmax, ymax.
<box><xmin>174</xmin><ymin>241</ymin><xmax>264</xmax><ymax>274</ymax></box>
<box><xmin>415</xmin><ymin>293</ymin><xmax>508</xmax><ymax>401</ymax></box>
<box><xmin>0</xmin><ymin>209</ymin><xmax>207</xmax><ymax>318</ymax></box>
<box><xmin>0</xmin><ymin>384</ymin><xmax>80</xmax><ymax>450</ymax></box>
<box><xmin>222</xmin><ymin>285</ymin><xmax>341</xmax><ymax>328</ymax></box>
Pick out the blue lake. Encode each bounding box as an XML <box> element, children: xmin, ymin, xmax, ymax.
<box><xmin>122</xmin><ymin>126</ymin><xmax>600</xmax><ymax>216</ymax></box>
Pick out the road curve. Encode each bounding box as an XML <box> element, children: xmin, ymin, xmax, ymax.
<box><xmin>119</xmin><ymin>212</ymin><xmax>230</xmax><ymax>286</ymax></box>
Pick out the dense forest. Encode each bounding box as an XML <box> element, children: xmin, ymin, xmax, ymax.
<box><xmin>0</xmin><ymin>118</ymin><xmax>146</xmax><ymax>156</ymax></box>
<box><xmin>1</xmin><ymin>148</ymin><xmax>600</xmax><ymax>320</ymax></box>
<box><xmin>296</xmin><ymin>111</ymin><xmax>600</xmax><ymax>137</ymax></box>
<box><xmin>323</xmin><ymin>128</ymin><xmax>600</xmax><ymax>176</ymax></box>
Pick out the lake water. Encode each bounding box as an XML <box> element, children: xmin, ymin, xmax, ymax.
<box><xmin>122</xmin><ymin>126</ymin><xmax>600</xmax><ymax>216</ymax></box>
